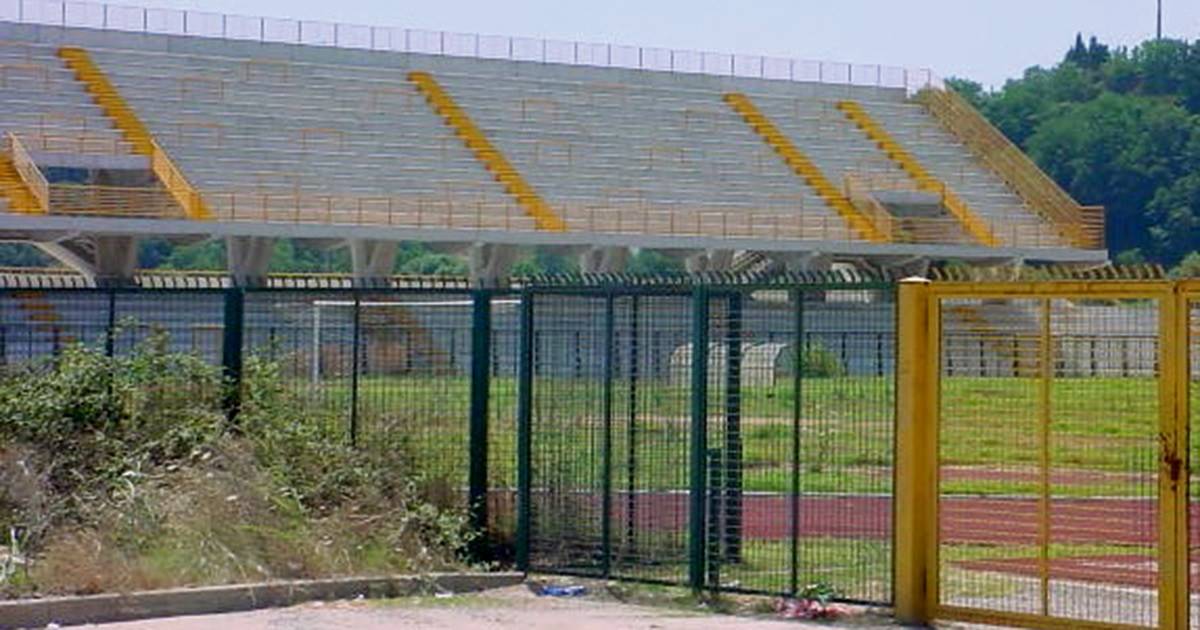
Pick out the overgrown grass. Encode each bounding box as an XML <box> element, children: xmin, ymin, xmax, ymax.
<box><xmin>0</xmin><ymin>337</ymin><xmax>473</xmax><ymax>598</ymax></box>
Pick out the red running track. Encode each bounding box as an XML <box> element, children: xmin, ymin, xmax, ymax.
<box><xmin>498</xmin><ymin>492</ymin><xmax>1177</xmax><ymax>546</ymax></box>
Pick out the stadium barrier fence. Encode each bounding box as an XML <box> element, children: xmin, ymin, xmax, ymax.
<box><xmin>1</xmin><ymin>270</ymin><xmax>1194</xmax><ymax>627</ymax></box>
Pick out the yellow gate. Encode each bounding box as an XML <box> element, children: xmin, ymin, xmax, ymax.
<box><xmin>895</xmin><ymin>277</ymin><xmax>1198</xmax><ymax>629</ymax></box>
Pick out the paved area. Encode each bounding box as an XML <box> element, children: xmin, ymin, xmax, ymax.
<box><xmin>82</xmin><ymin>585</ymin><xmax>898</xmax><ymax>629</ymax></box>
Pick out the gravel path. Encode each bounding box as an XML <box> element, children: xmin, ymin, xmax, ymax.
<box><xmin>82</xmin><ymin>584</ymin><xmax>898</xmax><ymax>629</ymax></box>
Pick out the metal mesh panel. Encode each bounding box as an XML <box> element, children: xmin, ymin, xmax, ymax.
<box><xmin>488</xmin><ymin>294</ymin><xmax>521</xmax><ymax>546</ymax></box>
<box><xmin>241</xmin><ymin>289</ymin><xmax>478</xmax><ymax>508</ymax></box>
<box><xmin>0</xmin><ymin>290</ymin><xmax>110</xmax><ymax>365</ymax></box>
<box><xmin>525</xmin><ymin>292</ymin><xmax>611</xmax><ymax>576</ymax></box>
<box><xmin>0</xmin><ymin>289</ymin><xmax>225</xmax><ymax>369</ymax></box>
<box><xmin>703</xmin><ymin>289</ymin><xmax>894</xmax><ymax>601</ymax></box>
<box><xmin>524</xmin><ymin>285</ymin><xmax>895</xmax><ymax>603</ymax></box>
<box><xmin>938</xmin><ymin>297</ymin><xmax>1159</xmax><ymax>627</ymax></box>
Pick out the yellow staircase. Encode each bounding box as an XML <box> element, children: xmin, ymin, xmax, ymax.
<box><xmin>57</xmin><ymin>47</ymin><xmax>211</xmax><ymax>220</ymax></box>
<box><xmin>836</xmin><ymin>100</ymin><xmax>999</xmax><ymax>247</ymax></box>
<box><xmin>0</xmin><ymin>155</ymin><xmax>43</xmax><ymax>214</ymax></box>
<box><xmin>915</xmin><ymin>88</ymin><xmax>1104</xmax><ymax>249</ymax></box>
<box><xmin>407</xmin><ymin>71</ymin><xmax>566</xmax><ymax>232</ymax></box>
<box><xmin>722</xmin><ymin>92</ymin><xmax>889</xmax><ymax>243</ymax></box>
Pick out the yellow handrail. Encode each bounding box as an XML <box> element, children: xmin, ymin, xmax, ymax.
<box><xmin>837</xmin><ymin>100</ymin><xmax>1000</xmax><ymax>247</ymax></box>
<box><xmin>7</xmin><ymin>132</ymin><xmax>49</xmax><ymax>213</ymax></box>
<box><xmin>408</xmin><ymin>70</ymin><xmax>566</xmax><ymax>232</ymax></box>
<box><xmin>723</xmin><ymin>92</ymin><xmax>890</xmax><ymax>243</ymax></box>
<box><xmin>916</xmin><ymin>88</ymin><xmax>1104</xmax><ymax>249</ymax></box>
<box><xmin>57</xmin><ymin>46</ymin><xmax>212</xmax><ymax>220</ymax></box>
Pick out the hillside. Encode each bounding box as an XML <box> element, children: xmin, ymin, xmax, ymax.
<box><xmin>951</xmin><ymin>34</ymin><xmax>1200</xmax><ymax>270</ymax></box>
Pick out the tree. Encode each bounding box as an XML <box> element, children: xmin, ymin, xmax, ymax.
<box><xmin>1169</xmin><ymin>251</ymin><xmax>1200</xmax><ymax>277</ymax></box>
<box><xmin>1025</xmin><ymin>93</ymin><xmax>1198</xmax><ymax>257</ymax></box>
<box><xmin>945</xmin><ymin>77</ymin><xmax>986</xmax><ymax>109</ymax></box>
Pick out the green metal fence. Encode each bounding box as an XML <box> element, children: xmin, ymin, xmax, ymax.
<box><xmin>0</xmin><ymin>271</ymin><xmax>898</xmax><ymax>604</ymax></box>
<box><xmin>515</xmin><ymin>273</ymin><xmax>896</xmax><ymax>602</ymax></box>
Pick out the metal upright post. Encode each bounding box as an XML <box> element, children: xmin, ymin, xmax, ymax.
<box><xmin>601</xmin><ymin>292</ymin><xmax>615</xmax><ymax>577</ymax></box>
<box><xmin>348</xmin><ymin>291</ymin><xmax>361</xmax><ymax>447</ymax></box>
<box><xmin>894</xmin><ymin>279</ymin><xmax>937</xmax><ymax>624</ymax></box>
<box><xmin>221</xmin><ymin>287</ymin><xmax>245</xmax><ymax>427</ymax></box>
<box><xmin>515</xmin><ymin>290</ymin><xmax>535</xmax><ymax>572</ymax></box>
<box><xmin>790</xmin><ymin>289</ymin><xmax>804</xmax><ymax>595</ymax></box>
<box><xmin>104</xmin><ymin>288</ymin><xmax>117</xmax><ymax>358</ymax></box>
<box><xmin>688</xmin><ymin>287</ymin><xmax>710</xmax><ymax>590</ymax></box>
<box><xmin>468</xmin><ymin>290</ymin><xmax>493</xmax><ymax>559</ymax></box>
<box><xmin>625</xmin><ymin>295</ymin><xmax>639</xmax><ymax>558</ymax></box>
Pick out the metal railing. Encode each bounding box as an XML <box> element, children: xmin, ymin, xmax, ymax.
<box><xmin>0</xmin><ymin>0</ymin><xmax>940</xmax><ymax>93</ymax></box>
<box><xmin>916</xmin><ymin>87</ymin><xmax>1105</xmax><ymax>249</ymax></box>
<box><xmin>36</xmin><ymin>184</ymin><xmax>1088</xmax><ymax>248</ymax></box>
<box><xmin>6</xmin><ymin>131</ymin><xmax>48</xmax><ymax>211</ymax></box>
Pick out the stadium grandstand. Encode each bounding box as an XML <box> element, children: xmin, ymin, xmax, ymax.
<box><xmin>0</xmin><ymin>0</ymin><xmax>1107</xmax><ymax>285</ymax></box>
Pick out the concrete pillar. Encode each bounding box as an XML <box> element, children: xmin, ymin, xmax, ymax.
<box><xmin>683</xmin><ymin>249</ymin><xmax>735</xmax><ymax>273</ymax></box>
<box><xmin>467</xmin><ymin>243</ymin><xmax>518</xmax><ymax>288</ymax></box>
<box><xmin>36</xmin><ymin>235</ymin><xmax>138</xmax><ymax>286</ymax></box>
<box><xmin>93</xmin><ymin>236</ymin><xmax>138</xmax><ymax>282</ymax></box>
<box><xmin>578</xmin><ymin>246</ymin><xmax>630</xmax><ymax>274</ymax></box>
<box><xmin>349</xmin><ymin>239</ymin><xmax>398</xmax><ymax>286</ymax></box>
<box><xmin>226</xmin><ymin>236</ymin><xmax>274</xmax><ymax>286</ymax></box>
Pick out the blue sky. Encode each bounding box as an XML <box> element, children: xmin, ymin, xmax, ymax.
<box><xmin>111</xmin><ymin>0</ymin><xmax>1200</xmax><ymax>88</ymax></box>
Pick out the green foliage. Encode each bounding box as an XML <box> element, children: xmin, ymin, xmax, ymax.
<box><xmin>0</xmin><ymin>244</ymin><xmax>52</xmax><ymax>268</ymax></box>
<box><xmin>799</xmin><ymin>343</ymin><xmax>846</xmax><ymax>378</ymax></box>
<box><xmin>0</xmin><ymin>339</ymin><xmax>470</xmax><ymax>597</ymax></box>
<box><xmin>968</xmin><ymin>34</ymin><xmax>1200</xmax><ymax>265</ymax></box>
<box><xmin>1169</xmin><ymin>251</ymin><xmax>1200</xmax><ymax>277</ymax></box>
<box><xmin>627</xmin><ymin>249</ymin><xmax>684</xmax><ymax>274</ymax></box>
<box><xmin>799</xmin><ymin>580</ymin><xmax>838</xmax><ymax>605</ymax></box>
<box><xmin>510</xmin><ymin>247</ymin><xmax>579</xmax><ymax>276</ymax></box>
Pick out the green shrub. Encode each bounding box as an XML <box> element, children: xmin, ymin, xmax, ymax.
<box><xmin>0</xmin><ymin>339</ymin><xmax>472</xmax><ymax>598</ymax></box>
<box><xmin>799</xmin><ymin>343</ymin><xmax>847</xmax><ymax>378</ymax></box>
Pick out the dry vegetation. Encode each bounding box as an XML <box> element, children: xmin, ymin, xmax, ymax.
<box><xmin>0</xmin><ymin>335</ymin><xmax>472</xmax><ymax>598</ymax></box>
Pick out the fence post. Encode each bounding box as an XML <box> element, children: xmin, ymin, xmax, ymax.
<box><xmin>515</xmin><ymin>290</ymin><xmax>534</xmax><ymax>572</ymax></box>
<box><xmin>789</xmin><ymin>288</ymin><xmax>805</xmax><ymax>595</ymax></box>
<box><xmin>468</xmin><ymin>289</ymin><xmax>492</xmax><ymax>559</ymax></box>
<box><xmin>221</xmin><ymin>287</ymin><xmax>245</xmax><ymax>427</ymax></box>
<box><xmin>1159</xmin><ymin>286</ymin><xmax>1189</xmax><ymax>630</ymax></box>
<box><xmin>624</xmin><ymin>294</ymin><xmax>639</xmax><ymax>559</ymax></box>
<box><xmin>348</xmin><ymin>291</ymin><xmax>361</xmax><ymax>447</ymax></box>
<box><xmin>688</xmin><ymin>286</ymin><xmax>710</xmax><ymax>591</ymax></box>
<box><xmin>723</xmin><ymin>291</ymin><xmax>743</xmax><ymax>563</ymax></box>
<box><xmin>104</xmin><ymin>288</ymin><xmax>116</xmax><ymax>358</ymax></box>
<box><xmin>601</xmin><ymin>291</ymin><xmax>615</xmax><ymax>578</ymax></box>
<box><xmin>895</xmin><ymin>278</ymin><xmax>936</xmax><ymax>624</ymax></box>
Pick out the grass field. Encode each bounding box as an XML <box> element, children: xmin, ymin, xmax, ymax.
<box><xmin>277</xmin><ymin>369</ymin><xmax>1190</xmax><ymax>498</ymax></box>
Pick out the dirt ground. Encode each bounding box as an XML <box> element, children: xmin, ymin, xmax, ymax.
<box><xmin>83</xmin><ymin>583</ymin><xmax>901</xmax><ymax>629</ymax></box>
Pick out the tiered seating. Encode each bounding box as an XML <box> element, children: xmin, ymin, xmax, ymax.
<box><xmin>860</xmin><ymin>101</ymin><xmax>1056</xmax><ymax>245</ymax></box>
<box><xmin>0</xmin><ymin>31</ymin><xmax>1087</xmax><ymax>249</ymax></box>
<box><xmin>87</xmin><ymin>47</ymin><xmax>531</xmax><ymax>230</ymax></box>
<box><xmin>433</xmin><ymin>71</ymin><xmax>854</xmax><ymax>241</ymax></box>
<box><xmin>0</xmin><ymin>42</ymin><xmax>132</xmax><ymax>155</ymax></box>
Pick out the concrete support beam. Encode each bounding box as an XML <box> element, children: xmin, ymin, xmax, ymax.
<box><xmin>36</xmin><ymin>235</ymin><xmax>138</xmax><ymax>286</ymax></box>
<box><xmin>578</xmin><ymin>246</ymin><xmax>629</xmax><ymax>274</ymax></box>
<box><xmin>467</xmin><ymin>243</ymin><xmax>518</xmax><ymax>288</ymax></box>
<box><xmin>349</xmin><ymin>239</ymin><xmax>398</xmax><ymax>285</ymax></box>
<box><xmin>226</xmin><ymin>236</ymin><xmax>274</xmax><ymax>286</ymax></box>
